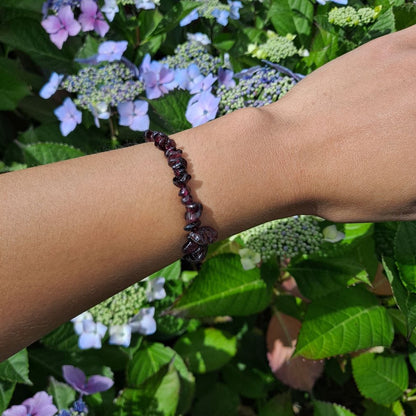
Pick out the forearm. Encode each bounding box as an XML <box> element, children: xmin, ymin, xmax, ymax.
<box><xmin>0</xmin><ymin>106</ymin><xmax>305</xmax><ymax>360</ymax></box>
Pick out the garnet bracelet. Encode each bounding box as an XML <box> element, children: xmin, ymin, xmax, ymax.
<box><xmin>144</xmin><ymin>130</ymin><xmax>218</xmax><ymax>264</ymax></box>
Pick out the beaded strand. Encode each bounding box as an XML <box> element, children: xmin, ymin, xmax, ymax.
<box><xmin>144</xmin><ymin>130</ymin><xmax>218</xmax><ymax>264</ymax></box>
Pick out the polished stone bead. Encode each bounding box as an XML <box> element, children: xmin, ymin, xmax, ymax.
<box><xmin>185</xmin><ymin>208</ymin><xmax>202</xmax><ymax>223</ymax></box>
<box><xmin>154</xmin><ymin>132</ymin><xmax>168</xmax><ymax>149</ymax></box>
<box><xmin>184</xmin><ymin>220</ymin><xmax>201</xmax><ymax>231</ymax></box>
<box><xmin>185</xmin><ymin>202</ymin><xmax>202</xmax><ymax>214</ymax></box>
<box><xmin>165</xmin><ymin>148</ymin><xmax>182</xmax><ymax>158</ymax></box>
<box><xmin>173</xmin><ymin>173</ymin><xmax>191</xmax><ymax>187</ymax></box>
<box><xmin>189</xmin><ymin>226</ymin><xmax>218</xmax><ymax>245</ymax></box>
<box><xmin>171</xmin><ymin>158</ymin><xmax>188</xmax><ymax>170</ymax></box>
<box><xmin>181</xmin><ymin>195</ymin><xmax>193</xmax><ymax>205</ymax></box>
<box><xmin>173</xmin><ymin>167</ymin><xmax>187</xmax><ymax>177</ymax></box>
<box><xmin>182</xmin><ymin>238</ymin><xmax>200</xmax><ymax>255</ymax></box>
<box><xmin>178</xmin><ymin>186</ymin><xmax>191</xmax><ymax>197</ymax></box>
<box><xmin>165</xmin><ymin>138</ymin><xmax>176</xmax><ymax>150</ymax></box>
<box><xmin>144</xmin><ymin>130</ymin><xmax>154</xmax><ymax>142</ymax></box>
<box><xmin>168</xmin><ymin>155</ymin><xmax>183</xmax><ymax>167</ymax></box>
<box><xmin>190</xmin><ymin>245</ymin><xmax>208</xmax><ymax>262</ymax></box>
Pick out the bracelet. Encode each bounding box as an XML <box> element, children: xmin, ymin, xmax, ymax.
<box><xmin>144</xmin><ymin>130</ymin><xmax>218</xmax><ymax>264</ymax></box>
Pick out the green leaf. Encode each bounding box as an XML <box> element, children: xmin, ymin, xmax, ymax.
<box><xmin>295</xmin><ymin>287</ymin><xmax>394</xmax><ymax>359</ymax></box>
<box><xmin>152</xmin><ymin>365</ymin><xmax>180</xmax><ymax>416</ymax></box>
<box><xmin>47</xmin><ymin>377</ymin><xmax>76</xmax><ymax>410</ymax></box>
<box><xmin>192</xmin><ymin>382</ymin><xmax>239</xmax><ymax>416</ymax></box>
<box><xmin>364</xmin><ymin>8</ymin><xmax>396</xmax><ymax>42</ymax></box>
<box><xmin>148</xmin><ymin>89</ymin><xmax>192</xmax><ymax>134</ymax></box>
<box><xmin>0</xmin><ymin>349</ymin><xmax>31</xmax><ymax>385</ymax></box>
<box><xmin>288</xmin><ymin>258</ymin><xmax>365</xmax><ymax>300</ymax></box>
<box><xmin>259</xmin><ymin>392</ymin><xmax>294</xmax><ymax>416</ymax></box>
<box><xmin>388</xmin><ymin>309</ymin><xmax>416</xmax><ymax>346</ymax></box>
<box><xmin>0</xmin><ymin>380</ymin><xmax>16</xmax><ymax>414</ymax></box>
<box><xmin>382</xmin><ymin>256</ymin><xmax>416</xmax><ymax>337</ymax></box>
<box><xmin>0</xmin><ymin>17</ymin><xmax>76</xmax><ymax>72</ymax></box>
<box><xmin>22</xmin><ymin>142</ymin><xmax>85</xmax><ymax>166</ymax></box>
<box><xmin>363</xmin><ymin>400</ymin><xmax>405</xmax><ymax>416</ymax></box>
<box><xmin>1</xmin><ymin>0</ymin><xmax>44</xmax><ymax>12</ymax></box>
<box><xmin>148</xmin><ymin>260</ymin><xmax>181</xmax><ymax>282</ymax></box>
<box><xmin>0</xmin><ymin>57</ymin><xmax>30</xmax><ymax>110</ymax></box>
<box><xmin>41</xmin><ymin>322</ymin><xmax>80</xmax><ymax>352</ymax></box>
<box><xmin>352</xmin><ymin>353</ymin><xmax>408</xmax><ymax>405</ymax></box>
<box><xmin>168</xmin><ymin>254</ymin><xmax>273</xmax><ymax>318</ymax></box>
<box><xmin>395</xmin><ymin>222</ymin><xmax>416</xmax><ymax>293</ymax></box>
<box><xmin>393</xmin><ymin>3</ymin><xmax>416</xmax><ymax>30</ymax></box>
<box><xmin>174</xmin><ymin>327</ymin><xmax>237</xmax><ymax>373</ymax></box>
<box><xmin>314</xmin><ymin>401</ymin><xmax>357</xmax><ymax>416</ymax></box>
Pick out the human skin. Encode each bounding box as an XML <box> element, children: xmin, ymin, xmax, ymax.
<box><xmin>0</xmin><ymin>25</ymin><xmax>415</xmax><ymax>361</ymax></box>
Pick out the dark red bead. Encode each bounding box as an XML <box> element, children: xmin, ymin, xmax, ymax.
<box><xmin>185</xmin><ymin>202</ymin><xmax>202</xmax><ymax>214</ymax></box>
<box><xmin>165</xmin><ymin>138</ymin><xmax>176</xmax><ymax>150</ymax></box>
<box><xmin>153</xmin><ymin>132</ymin><xmax>168</xmax><ymax>149</ymax></box>
<box><xmin>181</xmin><ymin>195</ymin><xmax>193</xmax><ymax>204</ymax></box>
<box><xmin>190</xmin><ymin>245</ymin><xmax>208</xmax><ymax>262</ymax></box>
<box><xmin>173</xmin><ymin>173</ymin><xmax>191</xmax><ymax>187</ymax></box>
<box><xmin>182</xmin><ymin>238</ymin><xmax>200</xmax><ymax>255</ymax></box>
<box><xmin>184</xmin><ymin>220</ymin><xmax>201</xmax><ymax>231</ymax></box>
<box><xmin>144</xmin><ymin>130</ymin><xmax>154</xmax><ymax>142</ymax></box>
<box><xmin>168</xmin><ymin>155</ymin><xmax>183</xmax><ymax>167</ymax></box>
<box><xmin>185</xmin><ymin>209</ymin><xmax>202</xmax><ymax>223</ymax></box>
<box><xmin>165</xmin><ymin>148</ymin><xmax>182</xmax><ymax>158</ymax></box>
<box><xmin>178</xmin><ymin>186</ymin><xmax>191</xmax><ymax>197</ymax></box>
<box><xmin>173</xmin><ymin>167</ymin><xmax>187</xmax><ymax>177</ymax></box>
<box><xmin>171</xmin><ymin>158</ymin><xmax>187</xmax><ymax>170</ymax></box>
<box><xmin>189</xmin><ymin>226</ymin><xmax>218</xmax><ymax>245</ymax></box>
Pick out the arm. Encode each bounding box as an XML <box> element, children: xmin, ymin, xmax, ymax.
<box><xmin>1</xmin><ymin>25</ymin><xmax>415</xmax><ymax>360</ymax></box>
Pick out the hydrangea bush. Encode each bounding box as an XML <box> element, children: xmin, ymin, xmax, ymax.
<box><xmin>1</xmin><ymin>0</ymin><xmax>416</xmax><ymax>415</ymax></box>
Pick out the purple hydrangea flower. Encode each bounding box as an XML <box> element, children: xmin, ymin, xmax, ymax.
<box><xmin>186</xmin><ymin>32</ymin><xmax>211</xmax><ymax>45</ymax></box>
<box><xmin>129</xmin><ymin>307</ymin><xmax>157</xmax><ymax>335</ymax></box>
<box><xmin>71</xmin><ymin>311</ymin><xmax>107</xmax><ymax>349</ymax></box>
<box><xmin>316</xmin><ymin>0</ymin><xmax>347</xmax><ymax>4</ymax></box>
<box><xmin>97</xmin><ymin>40</ymin><xmax>128</xmax><ymax>62</ymax></box>
<box><xmin>211</xmin><ymin>8</ymin><xmax>229</xmax><ymax>26</ymax></box>
<box><xmin>109</xmin><ymin>324</ymin><xmax>132</xmax><ymax>347</ymax></box>
<box><xmin>145</xmin><ymin>277</ymin><xmax>166</xmax><ymax>302</ymax></box>
<box><xmin>185</xmin><ymin>90</ymin><xmax>220</xmax><ymax>127</ymax></box>
<box><xmin>118</xmin><ymin>100</ymin><xmax>149</xmax><ymax>131</ymax></box>
<box><xmin>135</xmin><ymin>0</ymin><xmax>158</xmax><ymax>9</ymax></box>
<box><xmin>63</xmin><ymin>365</ymin><xmax>114</xmax><ymax>396</ymax></box>
<box><xmin>101</xmin><ymin>0</ymin><xmax>119</xmax><ymax>21</ymax></box>
<box><xmin>175</xmin><ymin>64</ymin><xmax>203</xmax><ymax>91</ymax></box>
<box><xmin>39</xmin><ymin>72</ymin><xmax>64</xmax><ymax>99</ymax></box>
<box><xmin>78</xmin><ymin>0</ymin><xmax>109</xmax><ymax>37</ymax></box>
<box><xmin>228</xmin><ymin>0</ymin><xmax>243</xmax><ymax>20</ymax></box>
<box><xmin>180</xmin><ymin>8</ymin><xmax>199</xmax><ymax>26</ymax></box>
<box><xmin>3</xmin><ymin>391</ymin><xmax>57</xmax><ymax>416</ymax></box>
<box><xmin>189</xmin><ymin>73</ymin><xmax>217</xmax><ymax>95</ymax></box>
<box><xmin>41</xmin><ymin>5</ymin><xmax>81</xmax><ymax>49</ymax></box>
<box><xmin>142</xmin><ymin>61</ymin><xmax>177</xmax><ymax>99</ymax></box>
<box><xmin>218</xmin><ymin>68</ymin><xmax>236</xmax><ymax>88</ymax></box>
<box><xmin>54</xmin><ymin>97</ymin><xmax>82</xmax><ymax>136</ymax></box>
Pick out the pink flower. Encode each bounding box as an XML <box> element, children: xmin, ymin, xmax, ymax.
<box><xmin>78</xmin><ymin>0</ymin><xmax>109</xmax><ymax>37</ymax></box>
<box><xmin>41</xmin><ymin>6</ymin><xmax>81</xmax><ymax>49</ymax></box>
<box><xmin>3</xmin><ymin>391</ymin><xmax>57</xmax><ymax>416</ymax></box>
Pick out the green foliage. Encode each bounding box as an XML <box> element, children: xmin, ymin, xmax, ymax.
<box><xmin>22</xmin><ymin>142</ymin><xmax>85</xmax><ymax>166</ymax></box>
<box><xmin>0</xmin><ymin>350</ymin><xmax>31</xmax><ymax>386</ymax></box>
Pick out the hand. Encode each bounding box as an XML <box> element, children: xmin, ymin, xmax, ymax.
<box><xmin>266</xmin><ymin>25</ymin><xmax>416</xmax><ymax>223</ymax></box>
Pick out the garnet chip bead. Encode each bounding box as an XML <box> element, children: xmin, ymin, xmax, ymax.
<box><xmin>144</xmin><ymin>129</ymin><xmax>218</xmax><ymax>264</ymax></box>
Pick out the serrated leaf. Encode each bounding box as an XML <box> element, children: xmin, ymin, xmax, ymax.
<box><xmin>364</xmin><ymin>8</ymin><xmax>396</xmax><ymax>41</ymax></box>
<box><xmin>148</xmin><ymin>90</ymin><xmax>192</xmax><ymax>134</ymax></box>
<box><xmin>288</xmin><ymin>258</ymin><xmax>365</xmax><ymax>300</ymax></box>
<box><xmin>393</xmin><ymin>3</ymin><xmax>416</xmax><ymax>30</ymax></box>
<box><xmin>168</xmin><ymin>254</ymin><xmax>273</xmax><ymax>318</ymax></box>
<box><xmin>174</xmin><ymin>327</ymin><xmax>237</xmax><ymax>373</ymax></box>
<box><xmin>153</xmin><ymin>365</ymin><xmax>180</xmax><ymax>416</ymax></box>
<box><xmin>388</xmin><ymin>309</ymin><xmax>416</xmax><ymax>346</ymax></box>
<box><xmin>352</xmin><ymin>353</ymin><xmax>408</xmax><ymax>405</ymax></box>
<box><xmin>259</xmin><ymin>392</ymin><xmax>294</xmax><ymax>416</ymax></box>
<box><xmin>47</xmin><ymin>377</ymin><xmax>76</xmax><ymax>410</ymax></box>
<box><xmin>23</xmin><ymin>142</ymin><xmax>85</xmax><ymax>166</ymax></box>
<box><xmin>394</xmin><ymin>222</ymin><xmax>416</xmax><ymax>292</ymax></box>
<box><xmin>363</xmin><ymin>400</ymin><xmax>405</xmax><ymax>416</ymax></box>
<box><xmin>148</xmin><ymin>260</ymin><xmax>181</xmax><ymax>282</ymax></box>
<box><xmin>41</xmin><ymin>322</ymin><xmax>80</xmax><ymax>352</ymax></box>
<box><xmin>295</xmin><ymin>287</ymin><xmax>394</xmax><ymax>359</ymax></box>
<box><xmin>0</xmin><ymin>57</ymin><xmax>30</xmax><ymax>110</ymax></box>
<box><xmin>314</xmin><ymin>401</ymin><xmax>357</xmax><ymax>416</ymax></box>
<box><xmin>0</xmin><ymin>349</ymin><xmax>31</xmax><ymax>385</ymax></box>
<box><xmin>0</xmin><ymin>380</ymin><xmax>16</xmax><ymax>414</ymax></box>
<box><xmin>382</xmin><ymin>256</ymin><xmax>416</xmax><ymax>337</ymax></box>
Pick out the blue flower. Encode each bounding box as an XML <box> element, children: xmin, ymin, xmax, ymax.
<box><xmin>189</xmin><ymin>73</ymin><xmax>217</xmax><ymax>95</ymax></box>
<box><xmin>218</xmin><ymin>68</ymin><xmax>236</xmax><ymax>88</ymax></box>
<box><xmin>54</xmin><ymin>97</ymin><xmax>82</xmax><ymax>136</ymax></box>
<box><xmin>109</xmin><ymin>324</ymin><xmax>132</xmax><ymax>347</ymax></box>
<box><xmin>129</xmin><ymin>307</ymin><xmax>157</xmax><ymax>335</ymax></box>
<box><xmin>175</xmin><ymin>64</ymin><xmax>204</xmax><ymax>91</ymax></box>
<box><xmin>101</xmin><ymin>0</ymin><xmax>119</xmax><ymax>21</ymax></box>
<box><xmin>145</xmin><ymin>276</ymin><xmax>166</xmax><ymax>302</ymax></box>
<box><xmin>228</xmin><ymin>0</ymin><xmax>243</xmax><ymax>20</ymax></box>
<box><xmin>97</xmin><ymin>40</ymin><xmax>128</xmax><ymax>62</ymax></box>
<box><xmin>211</xmin><ymin>8</ymin><xmax>230</xmax><ymax>26</ymax></box>
<box><xmin>117</xmin><ymin>100</ymin><xmax>150</xmax><ymax>131</ymax></box>
<box><xmin>142</xmin><ymin>61</ymin><xmax>177</xmax><ymax>99</ymax></box>
<box><xmin>63</xmin><ymin>365</ymin><xmax>114</xmax><ymax>395</ymax></box>
<box><xmin>186</xmin><ymin>32</ymin><xmax>211</xmax><ymax>45</ymax></box>
<box><xmin>185</xmin><ymin>90</ymin><xmax>220</xmax><ymax>127</ymax></box>
<box><xmin>135</xmin><ymin>0</ymin><xmax>159</xmax><ymax>9</ymax></box>
<box><xmin>39</xmin><ymin>72</ymin><xmax>64</xmax><ymax>99</ymax></box>
<box><xmin>71</xmin><ymin>312</ymin><xmax>107</xmax><ymax>349</ymax></box>
<box><xmin>316</xmin><ymin>0</ymin><xmax>347</xmax><ymax>4</ymax></box>
<box><xmin>180</xmin><ymin>8</ymin><xmax>199</xmax><ymax>26</ymax></box>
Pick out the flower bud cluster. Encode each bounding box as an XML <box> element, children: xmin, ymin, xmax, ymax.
<box><xmin>160</xmin><ymin>40</ymin><xmax>221</xmax><ymax>76</ymax></box>
<box><xmin>89</xmin><ymin>282</ymin><xmax>147</xmax><ymax>326</ymax></box>
<box><xmin>43</xmin><ymin>0</ymin><xmax>81</xmax><ymax>12</ymax></box>
<box><xmin>217</xmin><ymin>66</ymin><xmax>296</xmax><ymax>115</ymax></box>
<box><xmin>248</xmin><ymin>32</ymin><xmax>299</xmax><ymax>63</ymax></box>
<box><xmin>61</xmin><ymin>62</ymin><xmax>144</xmax><ymax>112</ymax></box>
<box><xmin>328</xmin><ymin>6</ymin><xmax>381</xmax><ymax>27</ymax></box>
<box><xmin>239</xmin><ymin>216</ymin><xmax>323</xmax><ymax>261</ymax></box>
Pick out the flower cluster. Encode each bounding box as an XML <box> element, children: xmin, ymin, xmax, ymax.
<box><xmin>3</xmin><ymin>366</ymin><xmax>113</xmax><ymax>416</ymax></box>
<box><xmin>180</xmin><ymin>0</ymin><xmax>242</xmax><ymax>27</ymax></box>
<box><xmin>239</xmin><ymin>216</ymin><xmax>325</xmax><ymax>262</ymax></box>
<box><xmin>247</xmin><ymin>32</ymin><xmax>301</xmax><ymax>63</ymax></box>
<box><xmin>42</xmin><ymin>0</ymin><xmax>109</xmax><ymax>49</ymax></box>
<box><xmin>70</xmin><ymin>277</ymin><xmax>166</xmax><ymax>349</ymax></box>
<box><xmin>217</xmin><ymin>66</ymin><xmax>297</xmax><ymax>115</ymax></box>
<box><xmin>328</xmin><ymin>5</ymin><xmax>381</xmax><ymax>27</ymax></box>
